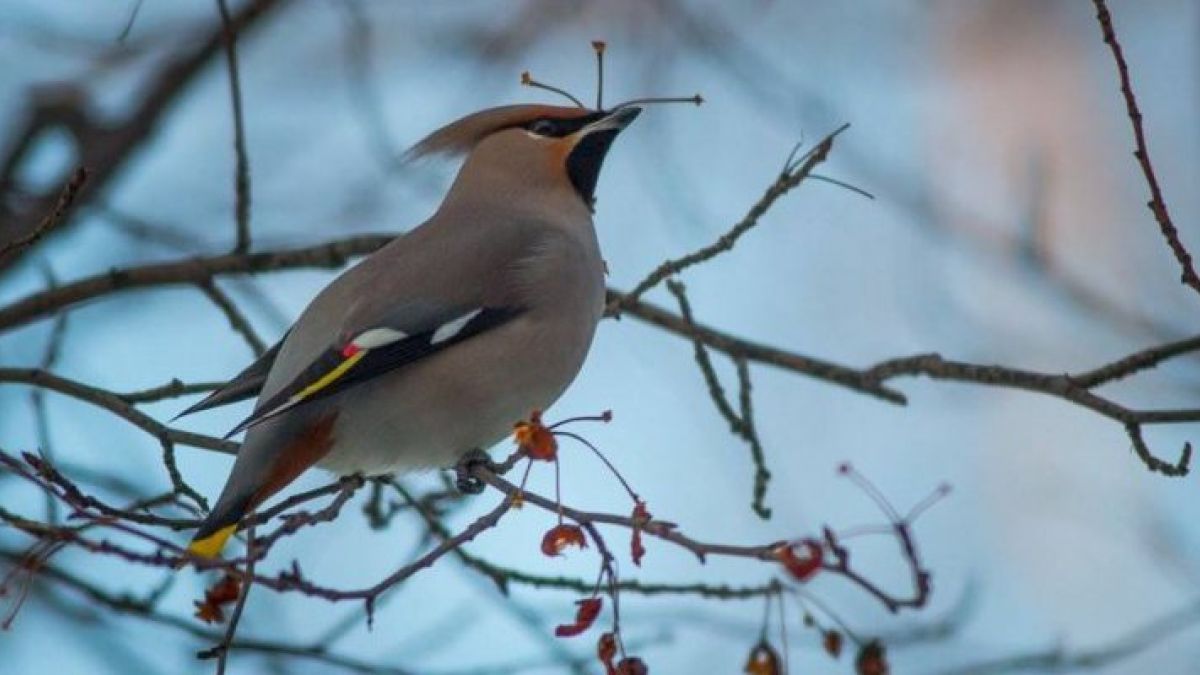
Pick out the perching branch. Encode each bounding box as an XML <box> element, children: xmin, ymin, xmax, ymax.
<box><xmin>0</xmin><ymin>445</ymin><xmax>933</xmax><ymax>618</ymax></box>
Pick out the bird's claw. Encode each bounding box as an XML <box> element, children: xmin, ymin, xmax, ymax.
<box><xmin>454</xmin><ymin>448</ymin><xmax>495</xmax><ymax>495</ymax></box>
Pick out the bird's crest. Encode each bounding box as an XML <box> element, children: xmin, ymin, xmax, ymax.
<box><xmin>405</xmin><ymin>104</ymin><xmax>594</xmax><ymax>161</ymax></box>
<box><xmin>405</xmin><ymin>41</ymin><xmax>702</xmax><ymax>161</ymax></box>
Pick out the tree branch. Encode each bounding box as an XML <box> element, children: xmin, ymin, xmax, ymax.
<box><xmin>0</xmin><ymin>167</ymin><xmax>88</xmax><ymax>258</ymax></box>
<box><xmin>667</xmin><ymin>279</ymin><xmax>773</xmax><ymax>519</ymax></box>
<box><xmin>608</xmin><ymin>125</ymin><xmax>847</xmax><ymax>315</ymax></box>
<box><xmin>1091</xmin><ymin>0</ymin><xmax>1200</xmax><ymax>298</ymax></box>
<box><xmin>0</xmin><ymin>368</ymin><xmax>236</xmax><ymax>455</ymax></box>
<box><xmin>197</xmin><ymin>280</ymin><xmax>267</xmax><ymax>356</ymax></box>
<box><xmin>215</xmin><ymin>0</ymin><xmax>253</xmax><ymax>254</ymax></box>
<box><xmin>0</xmin><ymin>0</ymin><xmax>284</xmax><ymax>271</ymax></box>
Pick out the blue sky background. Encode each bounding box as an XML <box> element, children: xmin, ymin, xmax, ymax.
<box><xmin>1</xmin><ymin>1</ymin><xmax>1199</xmax><ymax>673</ymax></box>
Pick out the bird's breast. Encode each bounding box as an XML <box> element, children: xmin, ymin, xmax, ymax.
<box><xmin>319</xmin><ymin>306</ymin><xmax>600</xmax><ymax>476</ymax></box>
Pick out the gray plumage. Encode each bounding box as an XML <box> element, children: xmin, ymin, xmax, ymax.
<box><xmin>186</xmin><ymin>104</ymin><xmax>638</xmax><ymax>550</ymax></box>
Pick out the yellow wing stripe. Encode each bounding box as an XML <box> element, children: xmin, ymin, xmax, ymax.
<box><xmin>295</xmin><ymin>349</ymin><xmax>366</xmax><ymax>401</ymax></box>
<box><xmin>187</xmin><ymin>523</ymin><xmax>238</xmax><ymax>559</ymax></box>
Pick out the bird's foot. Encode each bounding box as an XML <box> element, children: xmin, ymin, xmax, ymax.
<box><xmin>454</xmin><ymin>448</ymin><xmax>495</xmax><ymax>495</ymax></box>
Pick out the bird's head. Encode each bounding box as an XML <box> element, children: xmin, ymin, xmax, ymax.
<box><xmin>408</xmin><ymin>43</ymin><xmax>701</xmax><ymax>211</ymax></box>
<box><xmin>406</xmin><ymin>104</ymin><xmax>642</xmax><ymax>209</ymax></box>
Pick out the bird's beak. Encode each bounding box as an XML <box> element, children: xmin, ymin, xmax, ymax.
<box><xmin>579</xmin><ymin>106</ymin><xmax>642</xmax><ymax>135</ymax></box>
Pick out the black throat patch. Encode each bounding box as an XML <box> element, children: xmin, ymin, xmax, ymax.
<box><xmin>566</xmin><ymin>129</ymin><xmax>619</xmax><ymax>207</ymax></box>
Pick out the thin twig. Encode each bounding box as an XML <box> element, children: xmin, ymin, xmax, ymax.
<box><xmin>216</xmin><ymin>0</ymin><xmax>253</xmax><ymax>253</ymax></box>
<box><xmin>667</xmin><ymin>279</ymin><xmax>772</xmax><ymax>518</ymax></box>
<box><xmin>1071</xmin><ymin>334</ymin><xmax>1200</xmax><ymax>388</ymax></box>
<box><xmin>0</xmin><ymin>234</ymin><xmax>906</xmax><ymax>403</ymax></box>
<box><xmin>198</xmin><ymin>279</ymin><xmax>267</xmax><ymax>356</ymax></box>
<box><xmin>609</xmin><ymin>125</ymin><xmax>848</xmax><ymax>315</ymax></box>
<box><xmin>159</xmin><ymin>438</ymin><xmax>209</xmax><ymax>511</ymax></box>
<box><xmin>0</xmin><ymin>234</ymin><xmax>395</xmax><ymax>331</ymax></box>
<box><xmin>0</xmin><ymin>549</ymin><xmax>419</xmax><ymax>675</ymax></box>
<box><xmin>610</xmin><ymin>290</ymin><xmax>906</xmax><ymax>403</ymax></box>
<box><xmin>863</xmin><ymin>353</ymin><xmax>1197</xmax><ymax>475</ymax></box>
<box><xmin>0</xmin><ymin>368</ymin><xmax>237</xmax><ymax>455</ymax></box>
<box><xmin>31</xmin><ymin>269</ymin><xmax>69</xmax><ymax>523</ymax></box>
<box><xmin>0</xmin><ymin>167</ymin><xmax>88</xmax><ymax>258</ymax></box>
<box><xmin>117</xmin><ymin>378</ymin><xmax>225</xmax><ymax>404</ymax></box>
<box><xmin>205</xmin><ymin>524</ymin><xmax>256</xmax><ymax>673</ymax></box>
<box><xmin>734</xmin><ymin>357</ymin><xmax>771</xmax><ymax>519</ymax></box>
<box><xmin>0</xmin><ymin>0</ymin><xmax>283</xmax><ymax>272</ymax></box>
<box><xmin>116</xmin><ymin>0</ymin><xmax>145</xmax><ymax>43</ymax></box>
<box><xmin>471</xmin><ymin>463</ymin><xmax>930</xmax><ymax>611</ymax></box>
<box><xmin>1091</xmin><ymin>0</ymin><xmax>1200</xmax><ymax>298</ymax></box>
<box><xmin>0</xmin><ymin>448</ymin><xmax>928</xmax><ymax>614</ymax></box>
<box><xmin>397</xmin><ymin>479</ymin><xmax>776</xmax><ymax>600</ymax></box>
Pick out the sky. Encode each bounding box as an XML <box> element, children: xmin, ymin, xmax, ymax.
<box><xmin>1</xmin><ymin>1</ymin><xmax>1199</xmax><ymax>673</ymax></box>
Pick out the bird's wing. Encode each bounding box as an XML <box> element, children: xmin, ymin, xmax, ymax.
<box><xmin>224</xmin><ymin>305</ymin><xmax>523</xmax><ymax>437</ymax></box>
<box><xmin>173</xmin><ymin>332</ymin><xmax>289</xmax><ymax>420</ymax></box>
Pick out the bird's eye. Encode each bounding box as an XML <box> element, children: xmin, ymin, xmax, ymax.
<box><xmin>528</xmin><ymin>119</ymin><xmax>558</xmax><ymax>136</ymax></box>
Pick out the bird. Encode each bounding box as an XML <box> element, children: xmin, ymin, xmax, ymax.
<box><xmin>179</xmin><ymin>102</ymin><xmax>642</xmax><ymax>558</ymax></box>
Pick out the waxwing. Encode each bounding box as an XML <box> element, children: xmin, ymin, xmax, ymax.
<box><xmin>181</xmin><ymin>103</ymin><xmax>641</xmax><ymax>557</ymax></box>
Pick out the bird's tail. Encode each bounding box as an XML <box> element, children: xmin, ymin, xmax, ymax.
<box><xmin>187</xmin><ymin>494</ymin><xmax>251</xmax><ymax>559</ymax></box>
<box><xmin>185</xmin><ymin>408</ymin><xmax>338</xmax><ymax>560</ymax></box>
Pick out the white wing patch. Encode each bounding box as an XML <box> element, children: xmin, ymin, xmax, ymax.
<box><xmin>431</xmin><ymin>309</ymin><xmax>483</xmax><ymax>345</ymax></box>
<box><xmin>350</xmin><ymin>327</ymin><xmax>408</xmax><ymax>349</ymax></box>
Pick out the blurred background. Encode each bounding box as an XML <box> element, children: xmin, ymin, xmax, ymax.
<box><xmin>1</xmin><ymin>1</ymin><xmax>1198</xmax><ymax>673</ymax></box>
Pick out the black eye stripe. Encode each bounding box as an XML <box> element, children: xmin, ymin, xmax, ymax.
<box><xmin>523</xmin><ymin>112</ymin><xmax>607</xmax><ymax>138</ymax></box>
<box><xmin>528</xmin><ymin>119</ymin><xmax>559</xmax><ymax>136</ymax></box>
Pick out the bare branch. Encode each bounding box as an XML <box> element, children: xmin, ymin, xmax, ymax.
<box><xmin>864</xmin><ymin>353</ymin><xmax>1198</xmax><ymax>475</ymax></box>
<box><xmin>198</xmin><ymin>280</ymin><xmax>267</xmax><ymax>356</ymax></box>
<box><xmin>0</xmin><ymin>235</ymin><xmax>906</xmax><ymax>404</ymax></box>
<box><xmin>202</xmin><ymin>523</ymin><xmax>256</xmax><ymax>672</ymax></box>
<box><xmin>397</xmin><ymin>478</ymin><xmax>777</xmax><ymax>600</ymax></box>
<box><xmin>1091</xmin><ymin>0</ymin><xmax>1200</xmax><ymax>298</ymax></box>
<box><xmin>470</xmin><ymin>460</ymin><xmax>930</xmax><ymax>611</ymax></box>
<box><xmin>0</xmin><ymin>167</ymin><xmax>88</xmax><ymax>259</ymax></box>
<box><xmin>0</xmin><ymin>368</ymin><xmax>236</xmax><ymax>455</ymax></box>
<box><xmin>117</xmin><ymin>378</ymin><xmax>224</xmax><ymax>404</ymax></box>
<box><xmin>0</xmin><ymin>234</ymin><xmax>393</xmax><ymax>331</ymax></box>
<box><xmin>0</xmin><ymin>0</ymin><xmax>284</xmax><ymax>271</ymax></box>
<box><xmin>1071</xmin><ymin>334</ymin><xmax>1200</xmax><ymax>388</ymax></box>
<box><xmin>609</xmin><ymin>125</ymin><xmax>847</xmax><ymax>315</ymax></box>
<box><xmin>5</xmin><ymin>260</ymin><xmax>1198</xmax><ymax>479</ymax></box>
<box><xmin>215</xmin><ymin>0</ymin><xmax>253</xmax><ymax>254</ymax></box>
<box><xmin>0</xmin><ymin>549</ymin><xmax>419</xmax><ymax>675</ymax></box>
<box><xmin>1126</xmin><ymin>423</ymin><xmax>1191</xmax><ymax>478</ymax></box>
<box><xmin>0</xmin><ymin>447</ymin><xmax>931</xmax><ymax>618</ymax></box>
<box><xmin>609</xmin><ymin>289</ymin><xmax>906</xmax><ymax>403</ymax></box>
<box><xmin>667</xmin><ymin>279</ymin><xmax>772</xmax><ymax>518</ymax></box>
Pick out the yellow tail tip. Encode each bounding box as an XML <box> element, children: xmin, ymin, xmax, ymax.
<box><xmin>187</xmin><ymin>523</ymin><xmax>237</xmax><ymax>559</ymax></box>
